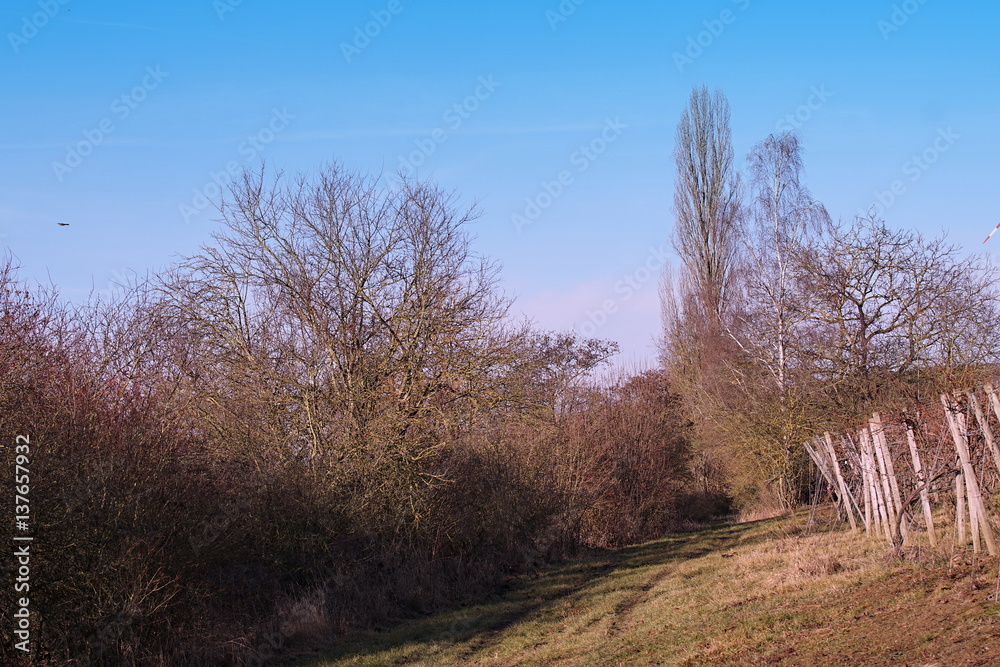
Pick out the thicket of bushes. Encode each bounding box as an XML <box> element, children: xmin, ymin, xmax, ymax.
<box><xmin>0</xmin><ymin>166</ymin><xmax>724</xmax><ymax>665</ymax></box>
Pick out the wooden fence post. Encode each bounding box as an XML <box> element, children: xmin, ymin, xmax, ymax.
<box><xmin>805</xmin><ymin>439</ymin><xmax>839</xmax><ymax>517</ymax></box>
<box><xmin>868</xmin><ymin>421</ymin><xmax>898</xmax><ymax>542</ymax></box>
<box><xmin>958</xmin><ymin>410</ymin><xmax>982</xmax><ymax>553</ymax></box>
<box><xmin>849</xmin><ymin>431</ymin><xmax>874</xmax><ymax>537</ymax></box>
<box><xmin>824</xmin><ymin>432</ymin><xmax>859</xmax><ymax>532</ymax></box>
<box><xmin>967</xmin><ymin>389</ymin><xmax>1000</xmax><ymax>476</ymax></box>
<box><xmin>861</xmin><ymin>427</ymin><xmax>892</xmax><ymax>542</ymax></box>
<box><xmin>841</xmin><ymin>435</ymin><xmax>869</xmax><ymax>531</ymax></box>
<box><xmin>956</xmin><ymin>470</ymin><xmax>967</xmax><ymax>546</ymax></box>
<box><xmin>941</xmin><ymin>394</ymin><xmax>997</xmax><ymax>556</ymax></box>
<box><xmin>872</xmin><ymin>413</ymin><xmax>907</xmax><ymax>542</ymax></box>
<box><xmin>984</xmin><ymin>383</ymin><xmax>1000</xmax><ymax>432</ymax></box>
<box><xmin>904</xmin><ymin>421</ymin><xmax>937</xmax><ymax>547</ymax></box>
<box><xmin>805</xmin><ymin>439</ymin><xmax>835</xmax><ymax>488</ymax></box>
<box><xmin>862</xmin><ymin>456</ymin><xmax>873</xmax><ymax>537</ymax></box>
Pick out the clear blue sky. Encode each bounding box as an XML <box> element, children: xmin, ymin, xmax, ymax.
<box><xmin>2</xmin><ymin>0</ymin><xmax>998</xmax><ymax>365</ymax></box>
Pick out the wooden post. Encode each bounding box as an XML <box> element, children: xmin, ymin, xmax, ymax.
<box><xmin>804</xmin><ymin>439</ymin><xmax>839</xmax><ymax>519</ymax></box>
<box><xmin>861</xmin><ymin>427</ymin><xmax>892</xmax><ymax>542</ymax></box>
<box><xmin>872</xmin><ymin>413</ymin><xmax>907</xmax><ymax>541</ymax></box>
<box><xmin>862</xmin><ymin>454</ymin><xmax>873</xmax><ymax>537</ymax></box>
<box><xmin>941</xmin><ymin>394</ymin><xmax>997</xmax><ymax>556</ymax></box>
<box><xmin>843</xmin><ymin>433</ymin><xmax>872</xmax><ymax>536</ymax></box>
<box><xmin>805</xmin><ymin>439</ymin><xmax>836</xmax><ymax>490</ymax></box>
<box><xmin>824</xmin><ymin>432</ymin><xmax>859</xmax><ymax>532</ymax></box>
<box><xmin>904</xmin><ymin>421</ymin><xmax>937</xmax><ymax>547</ymax></box>
<box><xmin>967</xmin><ymin>389</ymin><xmax>1000</xmax><ymax>476</ymax></box>
<box><xmin>868</xmin><ymin>421</ymin><xmax>899</xmax><ymax>541</ymax></box>
<box><xmin>958</xmin><ymin>411</ymin><xmax>981</xmax><ymax>553</ymax></box>
<box><xmin>956</xmin><ymin>470</ymin><xmax>967</xmax><ymax>545</ymax></box>
<box><xmin>985</xmin><ymin>383</ymin><xmax>1000</xmax><ymax>428</ymax></box>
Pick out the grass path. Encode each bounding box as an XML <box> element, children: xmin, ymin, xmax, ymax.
<box><xmin>295</xmin><ymin>511</ymin><xmax>1000</xmax><ymax>666</ymax></box>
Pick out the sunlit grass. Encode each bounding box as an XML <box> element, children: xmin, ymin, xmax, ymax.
<box><xmin>293</xmin><ymin>509</ymin><xmax>886</xmax><ymax>665</ymax></box>
<box><xmin>293</xmin><ymin>506</ymin><xmax>1000</xmax><ymax>666</ymax></box>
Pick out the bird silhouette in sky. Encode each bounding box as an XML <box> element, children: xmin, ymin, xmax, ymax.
<box><xmin>56</xmin><ymin>222</ymin><xmax>69</xmax><ymax>226</ymax></box>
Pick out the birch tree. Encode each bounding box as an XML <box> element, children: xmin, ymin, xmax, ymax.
<box><xmin>735</xmin><ymin>132</ymin><xmax>828</xmax><ymax>394</ymax></box>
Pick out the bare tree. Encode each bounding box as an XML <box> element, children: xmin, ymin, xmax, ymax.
<box><xmin>734</xmin><ymin>132</ymin><xmax>828</xmax><ymax>394</ymax></box>
<box><xmin>671</xmin><ymin>86</ymin><xmax>742</xmax><ymax>325</ymax></box>
<box><xmin>661</xmin><ymin>87</ymin><xmax>744</xmax><ymax>409</ymax></box>
<box><xmin>659</xmin><ymin>88</ymin><xmax>744</xmax><ymax>505</ymax></box>
<box><xmin>794</xmin><ymin>215</ymin><xmax>1000</xmax><ymax>418</ymax></box>
<box><xmin>523</xmin><ymin>331</ymin><xmax>618</xmax><ymax>418</ymax></box>
<box><xmin>702</xmin><ymin>133</ymin><xmax>831</xmax><ymax>509</ymax></box>
<box><xmin>156</xmin><ymin>164</ymin><xmax>527</xmax><ymax>470</ymax></box>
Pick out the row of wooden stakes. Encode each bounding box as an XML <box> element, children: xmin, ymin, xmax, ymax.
<box><xmin>805</xmin><ymin>385</ymin><xmax>1000</xmax><ymax>556</ymax></box>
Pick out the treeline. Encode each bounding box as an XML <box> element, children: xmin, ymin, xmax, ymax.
<box><xmin>661</xmin><ymin>86</ymin><xmax>1000</xmax><ymax>513</ymax></box>
<box><xmin>0</xmin><ymin>165</ymin><xmax>723</xmax><ymax>665</ymax></box>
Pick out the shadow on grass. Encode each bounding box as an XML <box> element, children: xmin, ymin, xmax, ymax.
<box><xmin>292</xmin><ymin>514</ymin><xmax>816</xmax><ymax>666</ymax></box>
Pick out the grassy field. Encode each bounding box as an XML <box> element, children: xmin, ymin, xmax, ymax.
<box><xmin>290</xmin><ymin>509</ymin><xmax>1000</xmax><ymax>666</ymax></box>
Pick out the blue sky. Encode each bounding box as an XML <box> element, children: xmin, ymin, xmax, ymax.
<box><xmin>2</xmin><ymin>0</ymin><xmax>998</xmax><ymax>365</ymax></box>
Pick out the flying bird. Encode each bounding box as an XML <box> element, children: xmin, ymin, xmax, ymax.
<box><xmin>985</xmin><ymin>222</ymin><xmax>1000</xmax><ymax>244</ymax></box>
<box><xmin>56</xmin><ymin>222</ymin><xmax>69</xmax><ymax>226</ymax></box>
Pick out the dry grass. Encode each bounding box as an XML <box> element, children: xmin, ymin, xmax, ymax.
<box><xmin>295</xmin><ymin>507</ymin><xmax>1000</xmax><ymax>666</ymax></box>
<box><xmin>280</xmin><ymin>588</ymin><xmax>333</xmax><ymax>644</ymax></box>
